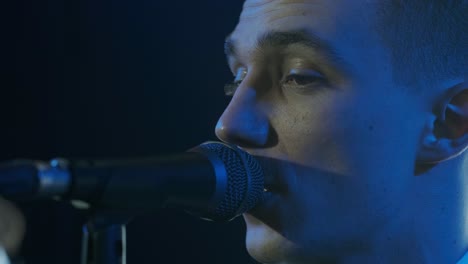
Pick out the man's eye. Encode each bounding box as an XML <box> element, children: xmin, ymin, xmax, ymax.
<box><xmin>223</xmin><ymin>71</ymin><xmax>326</xmax><ymax>96</ymax></box>
<box><xmin>224</xmin><ymin>80</ymin><xmax>242</xmax><ymax>96</ymax></box>
<box><xmin>224</xmin><ymin>68</ymin><xmax>247</xmax><ymax>96</ymax></box>
<box><xmin>281</xmin><ymin>73</ymin><xmax>325</xmax><ymax>88</ymax></box>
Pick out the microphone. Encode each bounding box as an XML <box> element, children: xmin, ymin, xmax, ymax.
<box><xmin>0</xmin><ymin>141</ymin><xmax>264</xmax><ymax>221</ymax></box>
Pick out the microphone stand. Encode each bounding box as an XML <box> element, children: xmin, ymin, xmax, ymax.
<box><xmin>80</xmin><ymin>214</ymin><xmax>128</xmax><ymax>264</ymax></box>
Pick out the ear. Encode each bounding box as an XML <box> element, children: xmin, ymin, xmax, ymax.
<box><xmin>417</xmin><ymin>81</ymin><xmax>468</xmax><ymax>164</ymax></box>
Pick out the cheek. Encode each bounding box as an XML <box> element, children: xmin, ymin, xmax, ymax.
<box><xmin>273</xmin><ymin>93</ymin><xmax>362</xmax><ymax>174</ymax></box>
<box><xmin>277</xmin><ymin>92</ymin><xmax>417</xmax><ymax>178</ymax></box>
<box><xmin>336</xmin><ymin>100</ymin><xmax>418</xmax><ymax>180</ymax></box>
<box><xmin>274</xmin><ymin>92</ymin><xmax>418</xmax><ymax>223</ymax></box>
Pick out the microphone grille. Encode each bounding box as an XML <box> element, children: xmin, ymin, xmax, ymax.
<box><xmin>196</xmin><ymin>142</ymin><xmax>264</xmax><ymax>221</ymax></box>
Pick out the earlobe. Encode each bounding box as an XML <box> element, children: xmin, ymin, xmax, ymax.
<box><xmin>416</xmin><ymin>81</ymin><xmax>468</xmax><ymax>164</ymax></box>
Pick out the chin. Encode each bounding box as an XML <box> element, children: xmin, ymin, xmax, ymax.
<box><xmin>243</xmin><ymin>213</ymin><xmax>301</xmax><ymax>264</ymax></box>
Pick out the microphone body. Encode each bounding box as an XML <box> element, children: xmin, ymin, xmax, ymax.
<box><xmin>0</xmin><ymin>142</ymin><xmax>264</xmax><ymax>221</ymax></box>
<box><xmin>67</xmin><ymin>152</ymin><xmax>218</xmax><ymax>213</ymax></box>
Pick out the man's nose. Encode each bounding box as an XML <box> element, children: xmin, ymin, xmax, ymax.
<box><xmin>215</xmin><ymin>86</ymin><xmax>271</xmax><ymax>148</ymax></box>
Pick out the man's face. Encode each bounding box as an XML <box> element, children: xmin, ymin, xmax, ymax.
<box><xmin>216</xmin><ymin>0</ymin><xmax>425</xmax><ymax>263</ymax></box>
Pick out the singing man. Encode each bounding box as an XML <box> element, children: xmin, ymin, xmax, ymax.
<box><xmin>215</xmin><ymin>0</ymin><xmax>467</xmax><ymax>263</ymax></box>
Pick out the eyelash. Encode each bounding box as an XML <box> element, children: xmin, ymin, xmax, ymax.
<box><xmin>224</xmin><ymin>80</ymin><xmax>242</xmax><ymax>96</ymax></box>
<box><xmin>224</xmin><ymin>74</ymin><xmax>325</xmax><ymax>96</ymax></box>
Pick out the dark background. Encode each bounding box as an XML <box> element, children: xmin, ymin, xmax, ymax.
<box><xmin>1</xmin><ymin>1</ymin><xmax>257</xmax><ymax>263</ymax></box>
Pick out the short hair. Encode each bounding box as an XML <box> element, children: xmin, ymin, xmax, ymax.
<box><xmin>375</xmin><ymin>0</ymin><xmax>467</xmax><ymax>91</ymax></box>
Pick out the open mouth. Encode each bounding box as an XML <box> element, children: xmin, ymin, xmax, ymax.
<box><xmin>254</xmin><ymin>182</ymin><xmax>283</xmax><ymax>210</ymax></box>
<box><xmin>245</xmin><ymin>154</ymin><xmax>291</xmax><ymax>212</ymax></box>
<box><xmin>256</xmin><ymin>156</ymin><xmax>288</xmax><ymax>185</ymax></box>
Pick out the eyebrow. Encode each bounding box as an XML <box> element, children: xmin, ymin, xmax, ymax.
<box><xmin>224</xmin><ymin>30</ymin><xmax>348</xmax><ymax>69</ymax></box>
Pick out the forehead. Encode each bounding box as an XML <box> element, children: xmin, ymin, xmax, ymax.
<box><xmin>238</xmin><ymin>0</ymin><xmax>375</xmax><ymax>26</ymax></box>
<box><xmin>229</xmin><ymin>0</ymin><xmax>386</xmax><ymax>77</ymax></box>
<box><xmin>239</xmin><ymin>0</ymin><xmax>345</xmax><ymax>29</ymax></box>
